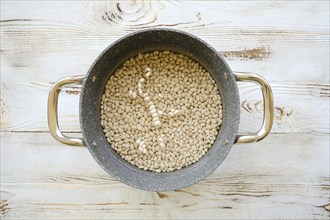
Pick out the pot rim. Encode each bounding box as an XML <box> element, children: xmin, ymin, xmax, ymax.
<box><xmin>79</xmin><ymin>28</ymin><xmax>240</xmax><ymax>191</ymax></box>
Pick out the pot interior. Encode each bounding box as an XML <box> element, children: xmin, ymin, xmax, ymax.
<box><xmin>80</xmin><ymin>29</ymin><xmax>240</xmax><ymax>191</ymax></box>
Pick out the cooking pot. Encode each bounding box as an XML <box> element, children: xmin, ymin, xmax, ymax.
<box><xmin>48</xmin><ymin>29</ymin><xmax>274</xmax><ymax>191</ymax></box>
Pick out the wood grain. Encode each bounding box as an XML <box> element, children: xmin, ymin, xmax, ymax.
<box><xmin>1</xmin><ymin>132</ymin><xmax>329</xmax><ymax>219</ymax></box>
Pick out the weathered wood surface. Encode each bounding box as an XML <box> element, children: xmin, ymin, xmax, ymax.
<box><xmin>1</xmin><ymin>82</ymin><xmax>329</xmax><ymax>134</ymax></box>
<box><xmin>1</xmin><ymin>132</ymin><xmax>329</xmax><ymax>219</ymax></box>
<box><xmin>1</xmin><ymin>1</ymin><xmax>329</xmax><ymax>219</ymax></box>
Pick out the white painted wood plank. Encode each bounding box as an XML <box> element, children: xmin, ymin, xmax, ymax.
<box><xmin>1</xmin><ymin>82</ymin><xmax>329</xmax><ymax>133</ymax></box>
<box><xmin>1</xmin><ymin>132</ymin><xmax>329</xmax><ymax>219</ymax></box>
<box><xmin>2</xmin><ymin>1</ymin><xmax>328</xmax><ymax>33</ymax></box>
<box><xmin>1</xmin><ymin>40</ymin><xmax>328</xmax><ymax>84</ymax></box>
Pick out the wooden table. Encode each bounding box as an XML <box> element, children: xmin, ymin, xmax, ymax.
<box><xmin>1</xmin><ymin>1</ymin><xmax>329</xmax><ymax>219</ymax></box>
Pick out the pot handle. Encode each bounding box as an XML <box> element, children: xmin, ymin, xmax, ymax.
<box><xmin>234</xmin><ymin>72</ymin><xmax>274</xmax><ymax>144</ymax></box>
<box><xmin>48</xmin><ymin>75</ymin><xmax>85</xmax><ymax>146</ymax></box>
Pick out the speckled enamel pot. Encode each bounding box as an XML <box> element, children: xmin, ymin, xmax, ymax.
<box><xmin>48</xmin><ymin>28</ymin><xmax>273</xmax><ymax>191</ymax></box>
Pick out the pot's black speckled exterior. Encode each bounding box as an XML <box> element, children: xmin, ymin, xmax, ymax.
<box><xmin>79</xmin><ymin>29</ymin><xmax>240</xmax><ymax>191</ymax></box>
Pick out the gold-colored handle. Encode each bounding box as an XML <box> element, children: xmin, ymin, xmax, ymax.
<box><xmin>234</xmin><ymin>72</ymin><xmax>274</xmax><ymax>144</ymax></box>
<box><xmin>48</xmin><ymin>75</ymin><xmax>85</xmax><ymax>146</ymax></box>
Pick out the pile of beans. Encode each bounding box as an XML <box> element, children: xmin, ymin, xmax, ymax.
<box><xmin>100</xmin><ymin>51</ymin><xmax>223</xmax><ymax>172</ymax></box>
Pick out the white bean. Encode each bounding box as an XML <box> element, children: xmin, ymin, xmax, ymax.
<box><xmin>101</xmin><ymin>50</ymin><xmax>223</xmax><ymax>173</ymax></box>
